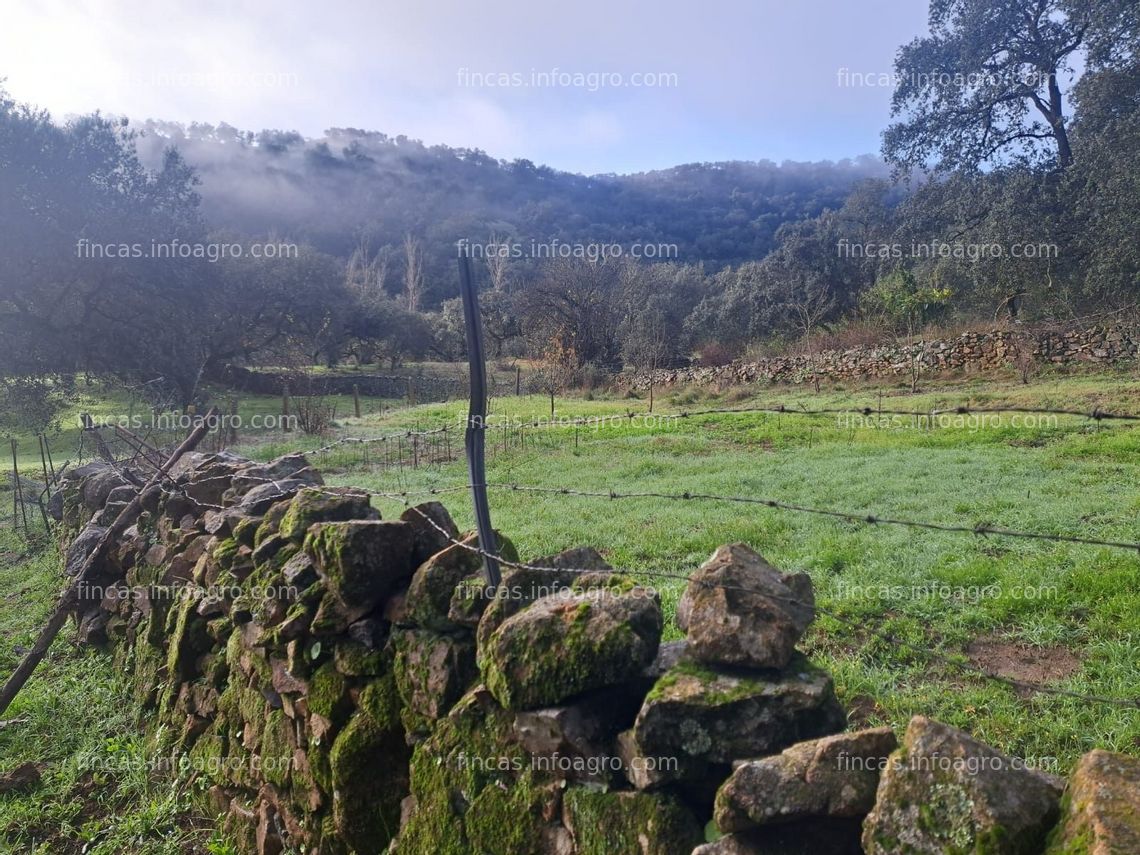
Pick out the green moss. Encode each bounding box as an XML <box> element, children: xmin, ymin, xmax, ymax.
<box><xmin>165</xmin><ymin>596</ymin><xmax>210</xmax><ymax>687</ymax></box>
<box><xmin>308</xmin><ymin>662</ymin><xmax>351</xmax><ymax>725</ymax></box>
<box><xmin>212</xmin><ymin>537</ymin><xmax>241</xmax><ymax>568</ymax></box>
<box><xmin>329</xmin><ymin>708</ymin><xmax>409</xmax><ymax>853</ymax></box>
<box><xmin>563</xmin><ymin>788</ymin><xmax>702</xmax><ymax>855</ymax></box>
<box><xmin>359</xmin><ymin>673</ymin><xmax>402</xmax><ymax>729</ymax></box>
<box><xmin>481</xmin><ymin>594</ymin><xmax>655</xmax><ymax>710</ymax></box>
<box><xmin>231</xmin><ymin>517</ymin><xmax>260</xmax><ymax>549</ymax></box>
<box><xmin>259</xmin><ymin>710</ymin><xmax>294</xmax><ymax>788</ymax></box>
<box><xmin>333</xmin><ymin>641</ymin><xmax>386</xmax><ymax>677</ymax></box>
<box><xmin>279</xmin><ymin>488</ymin><xmax>375</xmax><ymax>543</ymax></box>
<box><xmin>464</xmin><ymin>774</ymin><xmax>548</xmax><ymax>855</ymax></box>
<box><xmin>186</xmin><ymin>722</ymin><xmax>228</xmax><ymax>785</ymax></box>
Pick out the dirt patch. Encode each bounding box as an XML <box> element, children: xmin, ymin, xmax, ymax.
<box><xmin>0</xmin><ymin>762</ymin><xmax>42</xmax><ymax>794</ymax></box>
<box><xmin>966</xmin><ymin>638</ymin><xmax>1082</xmax><ymax>687</ymax></box>
<box><xmin>845</xmin><ymin>694</ymin><xmax>888</xmax><ymax>728</ymax></box>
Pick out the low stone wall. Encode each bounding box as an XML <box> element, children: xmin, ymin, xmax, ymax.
<box><xmin>55</xmin><ymin>456</ymin><xmax>1140</xmax><ymax>854</ymax></box>
<box><xmin>622</xmin><ymin>323</ymin><xmax>1140</xmax><ymax>390</ymax></box>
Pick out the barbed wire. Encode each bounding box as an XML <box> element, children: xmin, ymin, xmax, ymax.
<box><xmin>459</xmin><ymin>401</ymin><xmax>1140</xmax><ymax>432</ymax></box>
<box><xmin>486</xmin><ymin>483</ymin><xmax>1140</xmax><ymax>553</ymax></box>
<box><xmin>382</xmin><ymin>493</ymin><xmax>1140</xmax><ymax>711</ymax></box>
<box><xmin>77</xmin><ymin>461</ymin><xmax>1140</xmax><ymax>710</ymax></box>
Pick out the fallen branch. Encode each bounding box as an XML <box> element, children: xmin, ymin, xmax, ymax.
<box><xmin>0</xmin><ymin>409</ymin><xmax>217</xmax><ymax>717</ymax></box>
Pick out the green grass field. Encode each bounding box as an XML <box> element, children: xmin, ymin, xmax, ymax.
<box><xmin>1</xmin><ymin>369</ymin><xmax>1138</xmax><ymax>851</ymax></box>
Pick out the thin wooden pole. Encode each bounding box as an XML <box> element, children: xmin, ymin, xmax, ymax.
<box><xmin>0</xmin><ymin>409</ymin><xmax>217</xmax><ymax>716</ymax></box>
<box><xmin>11</xmin><ymin>441</ymin><xmax>29</xmax><ymax>534</ymax></box>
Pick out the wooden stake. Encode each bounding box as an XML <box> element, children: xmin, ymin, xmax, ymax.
<box><xmin>0</xmin><ymin>409</ymin><xmax>217</xmax><ymax>716</ymax></box>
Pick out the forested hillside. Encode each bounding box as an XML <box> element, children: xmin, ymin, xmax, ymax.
<box><xmin>132</xmin><ymin>121</ymin><xmax>889</xmax><ymax>303</ymax></box>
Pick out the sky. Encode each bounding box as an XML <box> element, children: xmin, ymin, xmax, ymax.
<box><xmin>1</xmin><ymin>0</ymin><xmax>930</xmax><ymax>175</ymax></box>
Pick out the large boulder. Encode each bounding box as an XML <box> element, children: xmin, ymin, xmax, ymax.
<box><xmin>714</xmin><ymin>727</ymin><xmax>897</xmax><ymax>832</ymax></box>
<box><xmin>677</xmin><ymin>543</ymin><xmax>814</xmax><ymax>670</ymax></box>
<box><xmin>1046</xmin><ymin>750</ymin><xmax>1140</xmax><ymax>854</ymax></box>
<box><xmin>480</xmin><ymin>585</ymin><xmax>663</xmax><ymax>710</ymax></box>
<box><xmin>304</xmin><ymin>520</ymin><xmax>416</xmax><ymax>613</ymax></box>
<box><xmin>862</xmin><ymin>716</ymin><xmax>1063</xmax><ymax>855</ymax></box>
<box><xmin>626</xmin><ymin>655</ymin><xmax>846</xmax><ymax>788</ymax></box>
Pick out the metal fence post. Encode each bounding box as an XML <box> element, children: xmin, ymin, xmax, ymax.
<box><xmin>459</xmin><ymin>254</ymin><xmax>501</xmax><ymax>587</ymax></box>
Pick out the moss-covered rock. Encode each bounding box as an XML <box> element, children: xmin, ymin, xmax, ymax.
<box><xmin>393</xmin><ymin>630</ymin><xmax>478</xmax><ymax>733</ymax></box>
<box><xmin>464</xmin><ymin>773</ymin><xmax>550</xmax><ymax>855</ymax></box>
<box><xmin>1045</xmin><ymin>750</ymin><xmax>1140</xmax><ymax>854</ymax></box>
<box><xmin>480</xmin><ymin>587</ymin><xmax>662</xmax><ymax>711</ymax></box>
<box><xmin>475</xmin><ymin>546</ymin><xmax>608</xmax><ymax>649</ymax></box>
<box><xmin>253</xmin><ymin>498</ymin><xmax>293</xmax><ymax>548</ymax></box>
<box><xmin>259</xmin><ymin>709</ymin><xmax>295</xmax><ymax>789</ymax></box>
<box><xmin>563</xmin><ymin>788</ymin><xmax>702</xmax><ymax>855</ymax></box>
<box><xmin>308</xmin><ymin>661</ymin><xmax>352</xmax><ymax>727</ymax></box>
<box><xmin>404</xmin><ymin>531</ymin><xmax>517</xmax><ymax>631</ymax></box>
<box><xmin>630</xmin><ymin>654</ymin><xmax>846</xmax><ymax>788</ymax></box>
<box><xmin>304</xmin><ymin>520</ymin><xmax>416</xmax><ymax>612</ymax></box>
<box><xmin>279</xmin><ymin>487</ymin><xmax>378</xmax><ymax>544</ymax></box>
<box><xmin>399</xmin><ymin>501</ymin><xmax>461</xmax><ymax>567</ymax></box>
<box><xmin>329</xmin><ymin>678</ymin><xmax>410</xmax><ymax>854</ymax></box>
<box><xmin>392</xmin><ymin>687</ymin><xmax>529</xmax><ymax>854</ymax></box>
<box><xmin>863</xmin><ymin>716</ymin><xmax>1063</xmax><ymax>855</ymax></box>
<box><xmin>332</xmin><ymin>640</ymin><xmax>386</xmax><ymax>677</ymax></box>
<box><xmin>165</xmin><ymin>596</ymin><xmax>211</xmax><ymax>685</ymax></box>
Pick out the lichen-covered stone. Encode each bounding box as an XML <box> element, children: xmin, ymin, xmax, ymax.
<box><xmin>304</xmin><ymin>520</ymin><xmax>416</xmax><ymax>612</ymax></box>
<box><xmin>677</xmin><ymin>543</ymin><xmax>814</xmax><ymax>670</ymax></box>
<box><xmin>480</xmin><ymin>587</ymin><xmax>662</xmax><ymax>711</ymax></box>
<box><xmin>629</xmin><ymin>654</ymin><xmax>846</xmax><ymax>788</ymax></box>
<box><xmin>391</xmin><ymin>687</ymin><xmax>532</xmax><ymax>855</ymax></box>
<box><xmin>1045</xmin><ymin>749</ymin><xmax>1140</xmax><ymax>854</ymax></box>
<box><xmin>863</xmin><ymin>716</ymin><xmax>1063</xmax><ymax>855</ymax></box>
<box><xmin>715</xmin><ymin>727</ymin><xmax>897</xmax><ymax>832</ymax></box>
<box><xmin>404</xmin><ymin>531</ymin><xmax>518</xmax><ymax>631</ymax></box>
<box><xmin>400</xmin><ymin>501</ymin><xmax>461</xmax><ymax>567</ymax></box>
<box><xmin>393</xmin><ymin>630</ymin><xmax>478</xmax><ymax>733</ymax></box>
<box><xmin>329</xmin><ymin>680</ymin><xmax>409</xmax><ymax>855</ymax></box>
<box><xmin>279</xmin><ymin>487</ymin><xmax>379</xmax><ymax>544</ymax></box>
<box><xmin>562</xmin><ymin>788</ymin><xmax>702</xmax><ymax>855</ymax></box>
<box><xmin>475</xmin><ymin>547</ymin><xmax>611</xmax><ymax>649</ymax></box>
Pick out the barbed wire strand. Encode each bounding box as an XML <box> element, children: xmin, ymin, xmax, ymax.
<box><xmin>383</xmin><ymin>494</ymin><xmax>1140</xmax><ymax>711</ymax></box>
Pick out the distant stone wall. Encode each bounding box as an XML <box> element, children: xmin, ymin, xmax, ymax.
<box><xmin>621</xmin><ymin>323</ymin><xmax>1140</xmax><ymax>391</ymax></box>
<box><xmin>56</xmin><ymin>457</ymin><xmax>1140</xmax><ymax>854</ymax></box>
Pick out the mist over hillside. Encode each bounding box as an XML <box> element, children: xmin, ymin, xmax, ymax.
<box><xmin>133</xmin><ymin>120</ymin><xmax>889</xmax><ymax>304</ymax></box>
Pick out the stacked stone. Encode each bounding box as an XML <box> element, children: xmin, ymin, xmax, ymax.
<box><xmin>618</xmin><ymin>322</ymin><xmax>1140</xmax><ymax>391</ymax></box>
<box><xmin>57</xmin><ymin>451</ymin><xmax>427</xmax><ymax>854</ymax></box>
<box><xmin>55</xmin><ymin>459</ymin><xmax>1140</xmax><ymax>855</ymax></box>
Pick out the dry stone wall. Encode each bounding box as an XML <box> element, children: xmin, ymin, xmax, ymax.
<box><xmin>621</xmin><ymin>323</ymin><xmax>1140</xmax><ymax>391</ymax></box>
<box><xmin>54</xmin><ymin>455</ymin><xmax>1140</xmax><ymax>854</ymax></box>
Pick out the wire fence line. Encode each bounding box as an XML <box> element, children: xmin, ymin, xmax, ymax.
<box><xmin>48</xmin><ymin>385</ymin><xmax>1140</xmax><ymax>710</ymax></box>
<box><xmin>449</xmin><ymin>401</ymin><xmax>1140</xmax><ymax>432</ymax></box>
<box><xmin>387</xmin><ymin>493</ymin><xmax>1140</xmax><ymax>711</ymax></box>
<box><xmin>72</xmin><ymin>451</ymin><xmax>1140</xmax><ymax>711</ymax></box>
